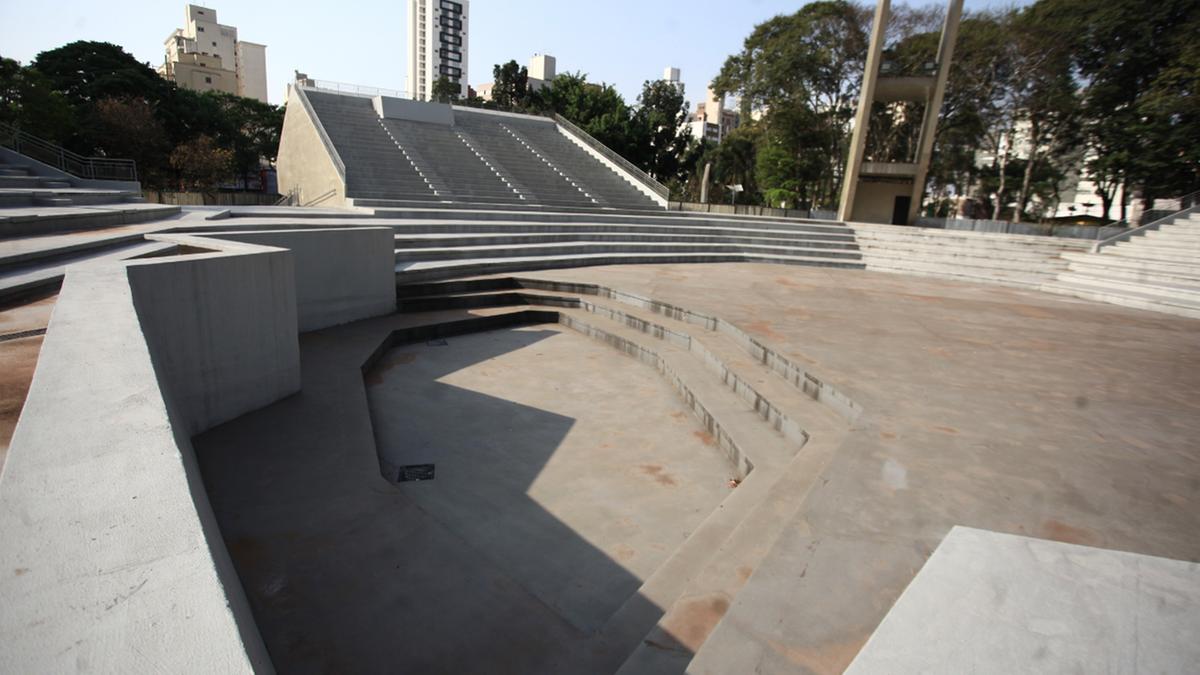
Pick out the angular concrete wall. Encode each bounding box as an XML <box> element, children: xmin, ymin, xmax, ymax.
<box><xmin>156</xmin><ymin>228</ymin><xmax>397</xmax><ymax>333</ymax></box>
<box><xmin>276</xmin><ymin>86</ymin><xmax>347</xmax><ymax>208</ymax></box>
<box><xmin>0</xmin><ymin>254</ymin><xmax>287</xmax><ymax>673</ymax></box>
<box><xmin>127</xmin><ymin>241</ymin><xmax>301</xmax><ymax>435</ymax></box>
<box><xmin>0</xmin><ymin>226</ymin><xmax>400</xmax><ymax>673</ymax></box>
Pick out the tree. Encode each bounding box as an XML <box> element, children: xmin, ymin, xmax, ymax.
<box><xmin>533</xmin><ymin>72</ymin><xmax>633</xmax><ymax>156</ymax></box>
<box><xmin>629</xmin><ymin>79</ymin><xmax>692</xmax><ymax>182</ymax></box>
<box><xmin>430</xmin><ymin>76</ymin><xmax>461</xmax><ymax>104</ymax></box>
<box><xmin>491</xmin><ymin>60</ymin><xmax>529</xmax><ymax>109</ymax></box>
<box><xmin>91</xmin><ymin>98</ymin><xmax>170</xmax><ymax>185</ymax></box>
<box><xmin>208</xmin><ymin>92</ymin><xmax>284</xmax><ymax>186</ymax></box>
<box><xmin>31</xmin><ymin>41</ymin><xmax>170</xmax><ymax>107</ymax></box>
<box><xmin>169</xmin><ymin>134</ymin><xmax>232</xmax><ymax>190</ymax></box>
<box><xmin>0</xmin><ymin>56</ymin><xmax>75</xmax><ymax>142</ymax></box>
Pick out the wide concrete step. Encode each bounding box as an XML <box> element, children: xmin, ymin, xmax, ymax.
<box><xmin>373</xmin><ymin>207</ymin><xmax>851</xmax><ymax>233</ymax></box>
<box><xmin>1064</xmin><ymin>259</ymin><xmax>1200</xmax><ymax>287</ymax></box>
<box><xmin>863</xmin><ymin>258</ymin><xmax>1059</xmax><ymax>288</ymax></box>
<box><xmin>395</xmin><ymin>251</ymin><xmax>865</xmax><ymax>284</ymax></box>
<box><xmin>1061</xmin><ymin>251</ymin><xmax>1200</xmax><ymax>277</ymax></box>
<box><xmin>858</xmin><ymin>240</ymin><xmax>1069</xmax><ymax>263</ymax></box>
<box><xmin>0</xmin><ymin>203</ymin><xmax>181</xmax><ymax>238</ymax></box>
<box><xmin>1041</xmin><ymin>280</ymin><xmax>1200</xmax><ymax>319</ymax></box>
<box><xmin>860</xmin><ymin>250</ymin><xmax>1067</xmax><ymax>274</ymax></box>
<box><xmin>0</xmin><ymin>239</ymin><xmax>178</xmax><ymax>302</ymax></box>
<box><xmin>1106</xmin><ymin>246</ymin><xmax>1200</xmax><ymax>264</ymax></box>
<box><xmin>393</xmin><ymin>231</ymin><xmax>858</xmax><ymax>249</ymax></box>
<box><xmin>0</xmin><ymin>175</ymin><xmax>70</xmax><ymax>189</ymax></box>
<box><xmin>396</xmin><ymin>241</ymin><xmax>861</xmax><ymax>262</ymax></box>
<box><xmin>856</xmin><ymin>233</ymin><xmax>1083</xmax><ymax>255</ymax></box>
<box><xmin>1055</xmin><ymin>272</ymin><xmax>1200</xmax><ymax>302</ymax></box>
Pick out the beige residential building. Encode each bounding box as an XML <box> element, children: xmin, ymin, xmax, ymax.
<box><xmin>158</xmin><ymin>4</ymin><xmax>269</xmax><ymax>103</ymax></box>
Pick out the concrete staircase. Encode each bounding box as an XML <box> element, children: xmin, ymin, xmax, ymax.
<box><xmin>1044</xmin><ymin>212</ymin><xmax>1200</xmax><ymax>318</ymax></box>
<box><xmin>389</xmin><ymin>277</ymin><xmax>855</xmax><ymax>672</ymax></box>
<box><xmin>302</xmin><ymin>89</ymin><xmax>661</xmax><ymax>210</ymax></box>
<box><xmin>0</xmin><ymin>152</ymin><xmax>147</xmax><ymax>208</ymax></box>
<box><xmin>852</xmin><ymin>221</ymin><xmax>1091</xmax><ymax>289</ymax></box>
<box><xmin>387</xmin><ymin>209</ymin><xmax>865</xmax><ymax>283</ymax></box>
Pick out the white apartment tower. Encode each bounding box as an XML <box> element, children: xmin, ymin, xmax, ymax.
<box><xmin>407</xmin><ymin>0</ymin><xmax>470</xmax><ymax>101</ymax></box>
<box><xmin>158</xmin><ymin>4</ymin><xmax>268</xmax><ymax>103</ymax></box>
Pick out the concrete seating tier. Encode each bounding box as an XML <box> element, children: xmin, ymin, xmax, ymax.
<box><xmin>303</xmin><ymin>89</ymin><xmax>662</xmax><ymax>210</ymax></box>
<box><xmin>1044</xmin><ymin>212</ymin><xmax>1200</xmax><ymax>318</ymax></box>
<box><xmin>384</xmin><ymin>207</ymin><xmax>864</xmax><ymax>282</ymax></box>
<box><xmin>852</xmin><ymin>221</ymin><xmax>1092</xmax><ymax>289</ymax></box>
<box><xmin>303</xmin><ymin>91</ymin><xmax>437</xmax><ymax>200</ymax></box>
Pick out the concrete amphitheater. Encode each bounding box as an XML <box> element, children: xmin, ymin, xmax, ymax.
<box><xmin>0</xmin><ymin>85</ymin><xmax>1198</xmax><ymax>674</ymax></box>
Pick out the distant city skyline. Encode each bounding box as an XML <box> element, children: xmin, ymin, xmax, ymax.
<box><xmin>0</xmin><ymin>0</ymin><xmax>1034</xmax><ymax>106</ymax></box>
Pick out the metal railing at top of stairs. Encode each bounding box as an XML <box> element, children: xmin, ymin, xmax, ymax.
<box><xmin>552</xmin><ymin>114</ymin><xmax>670</xmax><ymax>202</ymax></box>
<box><xmin>1092</xmin><ymin>190</ymin><xmax>1200</xmax><ymax>253</ymax></box>
<box><xmin>0</xmin><ymin>121</ymin><xmax>137</xmax><ymax>183</ymax></box>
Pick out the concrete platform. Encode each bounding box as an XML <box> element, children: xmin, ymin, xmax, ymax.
<box><xmin>845</xmin><ymin>527</ymin><xmax>1200</xmax><ymax>674</ymax></box>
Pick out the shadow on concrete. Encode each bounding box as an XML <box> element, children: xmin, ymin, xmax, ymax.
<box><xmin>194</xmin><ymin>314</ymin><xmax>700</xmax><ymax>674</ymax></box>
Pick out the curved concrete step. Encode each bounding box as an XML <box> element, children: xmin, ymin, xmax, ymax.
<box><xmin>395</xmin><ymin>251</ymin><xmax>866</xmax><ymax>284</ymax></box>
<box><xmin>396</xmin><ymin>241</ymin><xmax>863</xmax><ymax>263</ymax></box>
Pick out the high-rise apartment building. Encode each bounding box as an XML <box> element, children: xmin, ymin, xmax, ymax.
<box><xmin>407</xmin><ymin>0</ymin><xmax>470</xmax><ymax>101</ymax></box>
<box><xmin>158</xmin><ymin>4</ymin><xmax>269</xmax><ymax>103</ymax></box>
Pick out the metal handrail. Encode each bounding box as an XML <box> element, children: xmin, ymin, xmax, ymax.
<box><xmin>0</xmin><ymin>121</ymin><xmax>137</xmax><ymax>182</ymax></box>
<box><xmin>1092</xmin><ymin>190</ymin><xmax>1200</xmax><ymax>253</ymax></box>
<box><xmin>553</xmin><ymin>113</ymin><xmax>670</xmax><ymax>201</ymax></box>
<box><xmin>307</xmin><ymin>79</ymin><xmax>411</xmax><ymax>100</ymax></box>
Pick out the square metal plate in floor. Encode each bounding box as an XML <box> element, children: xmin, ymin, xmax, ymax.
<box><xmin>398</xmin><ymin>464</ymin><xmax>436</xmax><ymax>482</ymax></box>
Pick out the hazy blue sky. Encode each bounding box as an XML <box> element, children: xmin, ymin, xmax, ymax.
<box><xmin>0</xmin><ymin>1</ymin><xmax>1032</xmax><ymax>106</ymax></box>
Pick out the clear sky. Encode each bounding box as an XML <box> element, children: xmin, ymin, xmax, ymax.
<box><xmin>0</xmin><ymin>0</ymin><xmax>1032</xmax><ymax>107</ymax></box>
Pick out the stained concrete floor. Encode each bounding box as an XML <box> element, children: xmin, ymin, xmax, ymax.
<box><xmin>510</xmin><ymin>263</ymin><xmax>1200</xmax><ymax>674</ymax></box>
<box><xmin>195</xmin><ymin>314</ymin><xmax>736</xmax><ymax>674</ymax></box>
<box><xmin>364</xmin><ymin>326</ymin><xmax>734</xmax><ymax>634</ymax></box>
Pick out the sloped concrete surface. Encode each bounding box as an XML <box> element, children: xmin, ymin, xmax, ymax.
<box><xmin>845</xmin><ymin>527</ymin><xmax>1200</xmax><ymax>674</ymax></box>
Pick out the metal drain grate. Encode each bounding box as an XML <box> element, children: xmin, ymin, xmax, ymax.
<box><xmin>425</xmin><ymin>338</ymin><xmax>449</xmax><ymax>347</ymax></box>
<box><xmin>0</xmin><ymin>328</ymin><xmax>47</xmax><ymax>343</ymax></box>
<box><xmin>398</xmin><ymin>464</ymin><xmax>436</xmax><ymax>482</ymax></box>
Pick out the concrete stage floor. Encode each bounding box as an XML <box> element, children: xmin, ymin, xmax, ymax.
<box><xmin>191</xmin><ymin>263</ymin><xmax>1199</xmax><ymax>674</ymax></box>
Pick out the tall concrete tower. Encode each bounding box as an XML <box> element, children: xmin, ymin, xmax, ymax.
<box><xmin>838</xmin><ymin>0</ymin><xmax>964</xmax><ymax>224</ymax></box>
<box><xmin>407</xmin><ymin>0</ymin><xmax>470</xmax><ymax>101</ymax></box>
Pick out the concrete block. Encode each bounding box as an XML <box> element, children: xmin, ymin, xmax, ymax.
<box><xmin>846</xmin><ymin>527</ymin><xmax>1200</xmax><ymax>674</ymax></box>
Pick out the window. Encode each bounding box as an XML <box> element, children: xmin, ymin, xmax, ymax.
<box><xmin>440</xmin><ymin>31</ymin><xmax>462</xmax><ymax>46</ymax></box>
<box><xmin>198</xmin><ymin>26</ymin><xmax>205</xmax><ymax>32</ymax></box>
<box><xmin>440</xmin><ymin>48</ymin><xmax>462</xmax><ymax>62</ymax></box>
<box><xmin>205</xmin><ymin>76</ymin><xmax>212</xmax><ymax>83</ymax></box>
<box><xmin>212</xmin><ymin>41</ymin><xmax>217</xmax><ymax>46</ymax></box>
<box><xmin>440</xmin><ymin>0</ymin><xmax>462</xmax><ymax>13</ymax></box>
<box><xmin>439</xmin><ymin>16</ymin><xmax>461</xmax><ymax>29</ymax></box>
<box><xmin>439</xmin><ymin>65</ymin><xmax>462</xmax><ymax>78</ymax></box>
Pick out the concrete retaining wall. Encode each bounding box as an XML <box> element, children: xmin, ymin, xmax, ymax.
<box><xmin>374</xmin><ymin>95</ymin><xmax>454</xmax><ymax>126</ymax></box>
<box><xmin>165</xmin><ymin>228</ymin><xmax>397</xmax><ymax>332</ymax></box>
<box><xmin>0</xmin><ymin>252</ymin><xmax>288</xmax><ymax>673</ymax></box>
<box><xmin>0</xmin><ymin>225</ymin><xmax>400</xmax><ymax>673</ymax></box>
<box><xmin>277</xmin><ymin>87</ymin><xmax>347</xmax><ymax>208</ymax></box>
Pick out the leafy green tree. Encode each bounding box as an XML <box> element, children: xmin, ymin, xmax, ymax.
<box><xmin>533</xmin><ymin>72</ymin><xmax>633</xmax><ymax>155</ymax></box>
<box><xmin>31</xmin><ymin>41</ymin><xmax>170</xmax><ymax>107</ymax></box>
<box><xmin>629</xmin><ymin>79</ymin><xmax>693</xmax><ymax>182</ymax></box>
<box><xmin>0</xmin><ymin>56</ymin><xmax>75</xmax><ymax>142</ymax></box>
<box><xmin>430</xmin><ymin>76</ymin><xmax>461</xmax><ymax>104</ymax></box>
<box><xmin>491</xmin><ymin>60</ymin><xmax>530</xmax><ymax>109</ymax></box>
<box><xmin>208</xmin><ymin>92</ymin><xmax>284</xmax><ymax>186</ymax></box>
